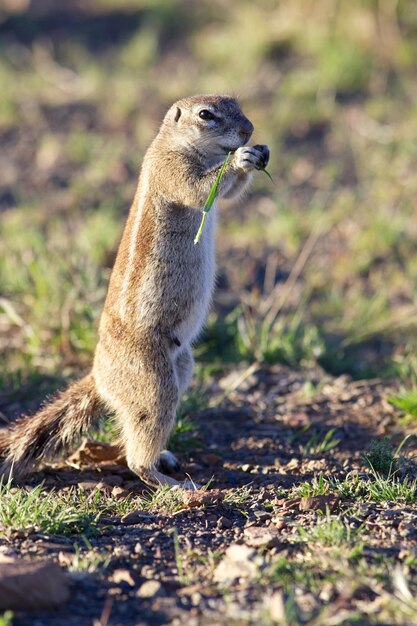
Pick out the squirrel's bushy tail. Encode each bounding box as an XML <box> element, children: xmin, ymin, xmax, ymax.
<box><xmin>0</xmin><ymin>374</ymin><xmax>102</xmax><ymax>480</ymax></box>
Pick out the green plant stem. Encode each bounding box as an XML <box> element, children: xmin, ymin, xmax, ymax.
<box><xmin>258</xmin><ymin>167</ymin><xmax>274</xmax><ymax>184</ymax></box>
<box><xmin>194</xmin><ymin>152</ymin><xmax>231</xmax><ymax>245</ymax></box>
<box><xmin>193</xmin><ymin>212</ymin><xmax>208</xmax><ymax>245</ymax></box>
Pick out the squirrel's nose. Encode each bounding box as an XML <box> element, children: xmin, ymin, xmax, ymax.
<box><xmin>239</xmin><ymin>119</ymin><xmax>254</xmax><ymax>143</ymax></box>
<box><xmin>239</xmin><ymin>129</ymin><xmax>253</xmax><ymax>143</ymax></box>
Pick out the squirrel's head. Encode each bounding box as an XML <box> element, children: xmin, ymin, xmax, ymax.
<box><xmin>162</xmin><ymin>94</ymin><xmax>254</xmax><ymax>158</ymax></box>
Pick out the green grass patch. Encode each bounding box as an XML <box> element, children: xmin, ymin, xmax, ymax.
<box><xmin>268</xmin><ymin>555</ymin><xmax>316</xmax><ymax>590</ymax></box>
<box><xmin>0</xmin><ymin>482</ymin><xmax>103</xmax><ymax>536</ymax></box>
<box><xmin>295</xmin><ymin>473</ymin><xmax>331</xmax><ymax>498</ymax></box>
<box><xmin>0</xmin><ymin>479</ymin><xmax>202</xmax><ymax>536</ymax></box>
<box><xmin>67</xmin><ymin>538</ymin><xmax>111</xmax><ymax>575</ymax></box>
<box><xmin>362</xmin><ymin>437</ymin><xmax>396</xmax><ymax>475</ymax></box>
<box><xmin>295</xmin><ymin>470</ymin><xmax>417</xmax><ymax>505</ymax></box>
<box><xmin>362</xmin><ymin>473</ymin><xmax>417</xmax><ymax>505</ymax></box>
<box><xmin>389</xmin><ymin>390</ymin><xmax>417</xmax><ymax>422</ymax></box>
<box><xmin>300</xmin><ymin>427</ymin><xmax>341</xmax><ymax>456</ymax></box>
<box><xmin>297</xmin><ymin>510</ymin><xmax>359</xmax><ymax>548</ymax></box>
<box><xmin>135</xmin><ymin>485</ymin><xmax>191</xmax><ymax>515</ymax></box>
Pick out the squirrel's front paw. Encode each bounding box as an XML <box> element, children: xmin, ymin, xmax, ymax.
<box><xmin>234</xmin><ymin>144</ymin><xmax>270</xmax><ymax>172</ymax></box>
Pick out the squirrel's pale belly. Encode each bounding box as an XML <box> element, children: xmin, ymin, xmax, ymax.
<box><xmin>174</xmin><ymin>211</ymin><xmax>216</xmax><ymax>346</ymax></box>
<box><xmin>133</xmin><ymin>206</ymin><xmax>217</xmax><ymax>347</ymax></box>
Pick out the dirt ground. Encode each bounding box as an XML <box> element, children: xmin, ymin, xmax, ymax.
<box><xmin>1</xmin><ymin>365</ymin><xmax>416</xmax><ymax>626</ymax></box>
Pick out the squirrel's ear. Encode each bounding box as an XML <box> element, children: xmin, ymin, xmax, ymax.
<box><xmin>174</xmin><ymin>107</ymin><xmax>182</xmax><ymax>122</ymax></box>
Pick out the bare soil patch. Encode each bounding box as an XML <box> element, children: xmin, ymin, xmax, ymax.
<box><xmin>1</xmin><ymin>366</ymin><xmax>416</xmax><ymax>625</ymax></box>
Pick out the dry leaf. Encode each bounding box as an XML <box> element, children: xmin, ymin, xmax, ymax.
<box><xmin>67</xmin><ymin>440</ymin><xmax>125</xmax><ymax>467</ymax></box>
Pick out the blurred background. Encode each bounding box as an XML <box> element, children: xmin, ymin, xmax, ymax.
<box><xmin>1</xmin><ymin>0</ymin><xmax>417</xmax><ymax>396</ymax></box>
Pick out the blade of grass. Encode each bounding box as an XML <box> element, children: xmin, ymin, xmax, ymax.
<box><xmin>194</xmin><ymin>152</ymin><xmax>231</xmax><ymax>245</ymax></box>
<box><xmin>258</xmin><ymin>167</ymin><xmax>274</xmax><ymax>184</ymax></box>
<box><xmin>194</xmin><ymin>150</ymin><xmax>273</xmax><ymax>245</ymax></box>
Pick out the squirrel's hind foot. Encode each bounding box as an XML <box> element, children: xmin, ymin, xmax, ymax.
<box><xmin>159</xmin><ymin>449</ymin><xmax>181</xmax><ymax>473</ymax></box>
<box><xmin>137</xmin><ymin>466</ymin><xmax>201</xmax><ymax>490</ymax></box>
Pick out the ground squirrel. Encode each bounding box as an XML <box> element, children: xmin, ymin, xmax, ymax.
<box><xmin>0</xmin><ymin>94</ymin><xmax>269</xmax><ymax>488</ymax></box>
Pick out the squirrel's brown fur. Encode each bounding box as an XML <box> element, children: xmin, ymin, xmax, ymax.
<box><xmin>0</xmin><ymin>94</ymin><xmax>269</xmax><ymax>488</ymax></box>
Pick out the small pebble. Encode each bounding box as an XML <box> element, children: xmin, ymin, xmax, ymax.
<box><xmin>218</xmin><ymin>516</ymin><xmax>232</xmax><ymax>529</ymax></box>
<box><xmin>136</xmin><ymin>580</ymin><xmax>164</xmax><ymax>598</ymax></box>
<box><xmin>121</xmin><ymin>510</ymin><xmax>156</xmax><ymax>525</ymax></box>
<box><xmin>254</xmin><ymin>510</ymin><xmax>271</xmax><ymax>522</ymax></box>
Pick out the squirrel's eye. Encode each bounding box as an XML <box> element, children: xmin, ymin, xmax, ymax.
<box><xmin>199</xmin><ymin>109</ymin><xmax>216</xmax><ymax>121</ymax></box>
